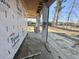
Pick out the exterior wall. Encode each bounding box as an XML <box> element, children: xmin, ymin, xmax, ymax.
<box><xmin>0</xmin><ymin>0</ymin><xmax>27</xmax><ymax>59</ymax></box>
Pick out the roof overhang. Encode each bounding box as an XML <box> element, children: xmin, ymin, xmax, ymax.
<box><xmin>22</xmin><ymin>0</ymin><xmax>55</xmax><ymax>18</ymax></box>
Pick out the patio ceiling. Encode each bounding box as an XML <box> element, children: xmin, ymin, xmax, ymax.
<box><xmin>22</xmin><ymin>0</ymin><xmax>55</xmax><ymax>18</ymax></box>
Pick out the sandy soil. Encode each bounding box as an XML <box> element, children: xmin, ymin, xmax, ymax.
<box><xmin>27</xmin><ymin>26</ymin><xmax>79</xmax><ymax>37</ymax></box>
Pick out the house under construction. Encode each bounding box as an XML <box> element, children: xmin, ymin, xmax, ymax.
<box><xmin>0</xmin><ymin>0</ymin><xmax>79</xmax><ymax>59</ymax></box>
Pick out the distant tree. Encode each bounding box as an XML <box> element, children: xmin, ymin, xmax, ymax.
<box><xmin>66</xmin><ymin>0</ymin><xmax>76</xmax><ymax>28</ymax></box>
<box><xmin>53</xmin><ymin>0</ymin><xmax>66</xmax><ymax>26</ymax></box>
<box><xmin>52</xmin><ymin>7</ymin><xmax>57</xmax><ymax>26</ymax></box>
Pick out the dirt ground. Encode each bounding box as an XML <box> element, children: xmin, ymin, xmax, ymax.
<box><xmin>13</xmin><ymin>26</ymin><xmax>79</xmax><ymax>59</ymax></box>
<box><xmin>14</xmin><ymin>32</ymin><xmax>54</xmax><ymax>59</ymax></box>
<box><xmin>27</xmin><ymin>26</ymin><xmax>79</xmax><ymax>37</ymax></box>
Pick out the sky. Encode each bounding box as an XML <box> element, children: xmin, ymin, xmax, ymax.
<box><xmin>27</xmin><ymin>18</ymin><xmax>36</xmax><ymax>22</ymax></box>
<box><xmin>49</xmin><ymin>0</ymin><xmax>79</xmax><ymax>23</ymax></box>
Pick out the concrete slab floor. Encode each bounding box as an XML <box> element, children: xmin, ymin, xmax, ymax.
<box><xmin>14</xmin><ymin>32</ymin><xmax>54</xmax><ymax>59</ymax></box>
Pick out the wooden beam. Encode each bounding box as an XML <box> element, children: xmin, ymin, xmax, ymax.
<box><xmin>49</xmin><ymin>0</ymin><xmax>56</xmax><ymax>6</ymax></box>
<box><xmin>21</xmin><ymin>52</ymin><xmax>41</xmax><ymax>59</ymax></box>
